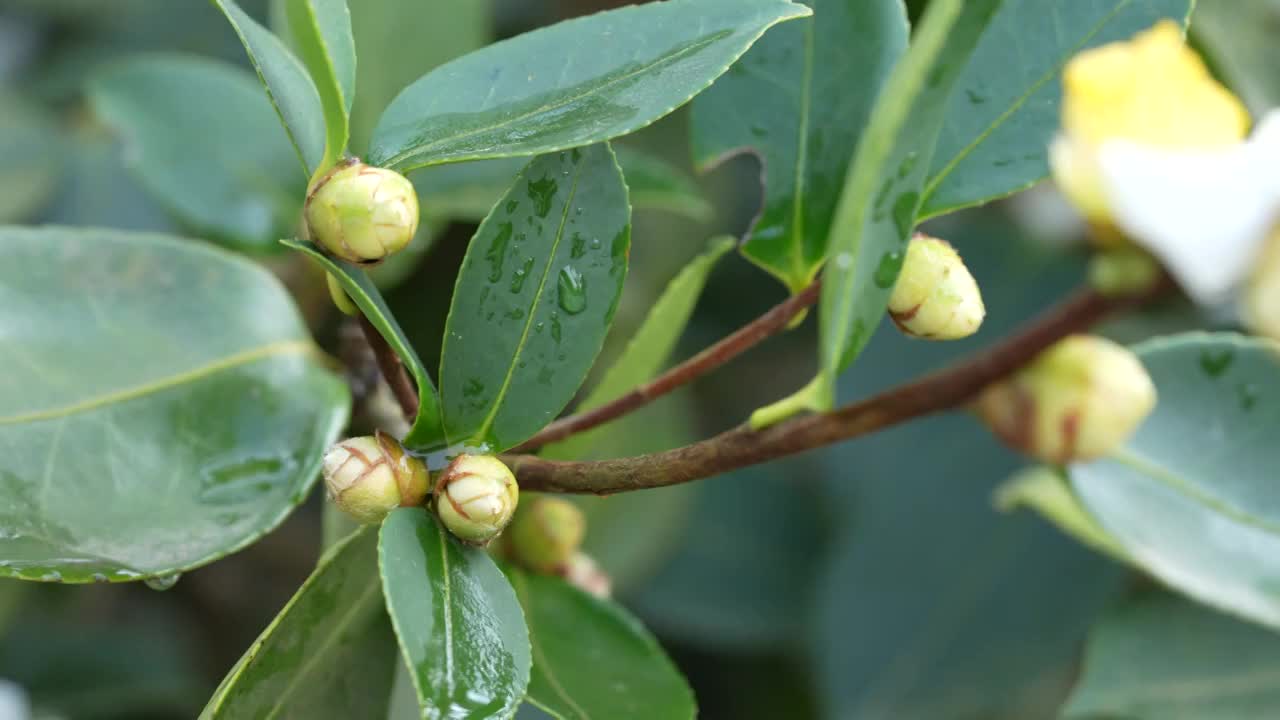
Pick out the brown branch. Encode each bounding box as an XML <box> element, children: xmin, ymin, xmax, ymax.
<box><xmin>357</xmin><ymin>315</ymin><xmax>419</xmax><ymax>422</ymax></box>
<box><xmin>512</xmin><ymin>279</ymin><xmax>823</xmax><ymax>453</ymax></box>
<box><xmin>506</xmin><ymin>280</ymin><xmax>1167</xmax><ymax>494</ymax></box>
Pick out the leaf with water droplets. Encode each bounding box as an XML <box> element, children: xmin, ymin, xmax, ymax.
<box><xmin>439</xmin><ymin>144</ymin><xmax>630</xmax><ymax>451</ymax></box>
<box><xmin>691</xmin><ymin>0</ymin><xmax>909</xmax><ymax>292</ymax></box>
<box><xmin>1069</xmin><ymin>333</ymin><xmax>1280</xmax><ymax>631</ymax></box>
<box><xmin>379</xmin><ymin>509</ymin><xmax>530</xmax><ymax>719</ymax></box>
<box><xmin>0</xmin><ymin>228</ymin><xmax>349</xmax><ymax>583</ymax></box>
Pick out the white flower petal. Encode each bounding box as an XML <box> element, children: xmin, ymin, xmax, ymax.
<box><xmin>1097</xmin><ymin>109</ymin><xmax>1280</xmax><ymax>303</ymax></box>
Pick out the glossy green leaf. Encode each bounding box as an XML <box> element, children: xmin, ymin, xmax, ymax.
<box><xmin>691</xmin><ymin>0</ymin><xmax>908</xmax><ymax>292</ymax></box>
<box><xmin>0</xmin><ymin>227</ymin><xmax>348</xmax><ymax>583</ymax></box>
<box><xmin>414</xmin><ymin>147</ymin><xmax>711</xmax><ymax>223</ymax></box>
<box><xmin>815</xmin><ymin>0</ymin><xmax>1003</xmax><ymax>408</ymax></box>
<box><xmin>1064</xmin><ymin>593</ymin><xmax>1280</xmax><ymax>718</ymax></box>
<box><xmin>283</xmin><ymin>238</ymin><xmax>445</xmax><ymax>449</ymax></box>
<box><xmin>282</xmin><ymin>0</ymin><xmax>355</xmax><ymax>172</ymax></box>
<box><xmin>1071</xmin><ymin>333</ymin><xmax>1280</xmax><ymax>630</ymax></box>
<box><xmin>348</xmin><ymin>0</ymin><xmax>491</xmax><ymax>154</ymax></box>
<box><xmin>0</xmin><ymin>94</ymin><xmax>61</xmax><ymax>223</ymax></box>
<box><xmin>201</xmin><ymin>528</ymin><xmax>397</xmax><ymax>719</ymax></box>
<box><xmin>439</xmin><ymin>144</ymin><xmax>629</xmax><ymax>451</ymax></box>
<box><xmin>214</xmin><ymin>0</ymin><xmax>326</xmax><ymax>175</ymax></box>
<box><xmin>994</xmin><ymin>466</ymin><xmax>1128</xmax><ymax>563</ymax></box>
<box><xmin>88</xmin><ymin>55</ymin><xmax>304</xmax><ymax>252</ymax></box>
<box><xmin>544</xmin><ymin>236</ymin><xmax>732</xmax><ymax>460</ymax></box>
<box><xmin>920</xmin><ymin>0</ymin><xmax>1193</xmax><ymax>219</ymax></box>
<box><xmin>507</xmin><ymin>569</ymin><xmax>695</xmax><ymax>720</ymax></box>
<box><xmin>1194</xmin><ymin>0</ymin><xmax>1280</xmax><ymax>115</ymax></box>
<box><xmin>378</xmin><ymin>509</ymin><xmax>531</xmax><ymax>719</ymax></box>
<box><xmin>368</xmin><ymin>0</ymin><xmax>812</xmax><ymax>171</ymax></box>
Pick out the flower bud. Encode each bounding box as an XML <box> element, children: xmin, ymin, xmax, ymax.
<box><xmin>1087</xmin><ymin>247</ymin><xmax>1161</xmax><ymax>297</ymax></box>
<box><xmin>433</xmin><ymin>454</ymin><xmax>519</xmax><ymax>545</ymax></box>
<box><xmin>975</xmin><ymin>335</ymin><xmax>1156</xmax><ymax>463</ymax></box>
<box><xmin>504</xmin><ymin>496</ymin><xmax>585</xmax><ymax>573</ymax></box>
<box><xmin>561</xmin><ymin>552</ymin><xmax>611</xmax><ymax>599</ymax></box>
<box><xmin>887</xmin><ymin>234</ymin><xmax>985</xmax><ymax>340</ymax></box>
<box><xmin>323</xmin><ymin>431</ymin><xmax>429</xmax><ymax>524</ymax></box>
<box><xmin>326</xmin><ymin>272</ymin><xmax>359</xmax><ymax>316</ymax></box>
<box><xmin>304</xmin><ymin>160</ymin><xmax>419</xmax><ymax>265</ymax></box>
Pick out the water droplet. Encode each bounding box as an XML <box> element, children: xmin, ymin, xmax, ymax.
<box><xmin>896</xmin><ymin>152</ymin><xmax>918</xmax><ymax>180</ymax></box>
<box><xmin>1238</xmin><ymin>382</ymin><xmax>1260</xmax><ymax>411</ymax></box>
<box><xmin>965</xmin><ymin>89</ymin><xmax>986</xmax><ymax>105</ymax></box>
<box><xmin>463</xmin><ymin>378</ymin><xmax>485</xmax><ymax>397</ymax></box>
<box><xmin>571</xmin><ymin>147</ymin><xmax>582</xmax><ymax>163</ymax></box>
<box><xmin>534</xmin><ymin>321</ymin><xmax>545</xmax><ymax>333</ymax></box>
<box><xmin>834</xmin><ymin>252</ymin><xmax>853</xmax><ymax>270</ymax></box>
<box><xmin>589</xmin><ymin>237</ymin><xmax>602</xmax><ymax>250</ymax></box>
<box><xmin>551</xmin><ymin>316</ymin><xmax>562</xmax><ymax>343</ymax></box>
<box><xmin>570</xmin><ymin>232</ymin><xmax>587</xmax><ymax>259</ymax></box>
<box><xmin>874</xmin><ymin>251</ymin><xmax>904</xmax><ymax>288</ymax></box>
<box><xmin>505</xmin><ymin>307</ymin><xmax>526</xmax><ymax>320</ymax></box>
<box><xmin>40</xmin><ymin>571</ymin><xmax>62</xmax><ymax>583</ymax></box>
<box><xmin>91</xmin><ymin>573</ymin><xmax>108</xmax><ymax>583</ymax></box>
<box><xmin>992</xmin><ymin>157</ymin><xmax>1013</xmax><ymax>167</ymax></box>
<box><xmin>750</xmin><ymin>124</ymin><xmax>768</xmax><ymax>138</ymax></box>
<box><xmin>505</xmin><ymin>200</ymin><xmax>518</xmax><ymax>214</ymax></box>
<box><xmin>557</xmin><ymin>266</ymin><xmax>587</xmax><ymax>315</ymax></box>
<box><xmin>486</xmin><ymin>223</ymin><xmax>513</xmax><ymax>283</ymax></box>
<box><xmin>527</xmin><ymin>176</ymin><xmax>558</xmax><ymax>218</ymax></box>
<box><xmin>892</xmin><ymin>192</ymin><xmax>919</xmax><ymax>239</ymax></box>
<box><xmin>1199</xmin><ymin>348</ymin><xmax>1234</xmax><ymax>378</ymax></box>
<box><xmin>510</xmin><ymin>256</ymin><xmax>535</xmax><ymax>293</ymax></box>
<box><xmin>145</xmin><ymin>573</ymin><xmax>181</xmax><ymax>591</ymax></box>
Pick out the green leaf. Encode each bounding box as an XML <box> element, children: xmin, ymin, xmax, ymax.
<box><xmin>439</xmin><ymin>144</ymin><xmax>629</xmax><ymax>451</ymax></box>
<box><xmin>201</xmin><ymin>528</ymin><xmax>397</xmax><ymax>719</ymax></box>
<box><xmin>88</xmin><ymin>54</ymin><xmax>305</xmax><ymax>252</ymax></box>
<box><xmin>378</xmin><ymin>509</ymin><xmax>531</xmax><ymax>719</ymax></box>
<box><xmin>994</xmin><ymin>465</ymin><xmax>1128</xmax><ymax>563</ymax></box>
<box><xmin>0</xmin><ymin>227</ymin><xmax>348</xmax><ymax>583</ymax></box>
<box><xmin>414</xmin><ymin>147</ymin><xmax>712</xmax><ymax>223</ymax></box>
<box><xmin>281</xmin><ymin>0</ymin><xmax>355</xmax><ymax>173</ymax></box>
<box><xmin>1194</xmin><ymin>0</ymin><xmax>1280</xmax><ymax>115</ymax></box>
<box><xmin>213</xmin><ymin>0</ymin><xmax>326</xmax><ymax>175</ymax></box>
<box><xmin>368</xmin><ymin>0</ymin><xmax>812</xmax><ymax>171</ymax></box>
<box><xmin>283</xmin><ymin>238</ymin><xmax>445</xmax><ymax>449</ymax></box>
<box><xmin>348</xmin><ymin>0</ymin><xmax>492</xmax><ymax>154</ymax></box>
<box><xmin>1064</xmin><ymin>593</ymin><xmax>1280</xmax><ymax>718</ymax></box>
<box><xmin>919</xmin><ymin>0</ymin><xmax>1194</xmax><ymax>219</ymax></box>
<box><xmin>1070</xmin><ymin>332</ymin><xmax>1280</xmax><ymax>630</ymax></box>
<box><xmin>0</xmin><ymin>93</ymin><xmax>61</xmax><ymax>223</ymax></box>
<box><xmin>507</xmin><ymin>569</ymin><xmax>695</xmax><ymax>720</ymax></box>
<box><xmin>543</xmin><ymin>236</ymin><xmax>733</xmax><ymax>460</ymax></box>
<box><xmin>815</xmin><ymin>0</ymin><xmax>1004</xmax><ymax>408</ymax></box>
<box><xmin>690</xmin><ymin>0</ymin><xmax>909</xmax><ymax>292</ymax></box>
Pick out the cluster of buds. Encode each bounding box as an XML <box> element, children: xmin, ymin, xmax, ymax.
<box><xmin>305</xmin><ymin>159</ymin><xmax>420</xmax><ymax>265</ymax></box>
<box><xmin>887</xmin><ymin>234</ymin><xmax>985</xmax><ymax>341</ymax></box>
<box><xmin>975</xmin><ymin>335</ymin><xmax>1156</xmax><ymax>464</ymax></box>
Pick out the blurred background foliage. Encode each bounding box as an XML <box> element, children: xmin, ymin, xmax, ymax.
<box><xmin>0</xmin><ymin>0</ymin><xmax>1276</xmax><ymax>718</ymax></box>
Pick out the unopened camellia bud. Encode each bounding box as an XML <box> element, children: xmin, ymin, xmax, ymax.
<box><xmin>304</xmin><ymin>160</ymin><xmax>419</xmax><ymax>265</ymax></box>
<box><xmin>887</xmin><ymin>234</ymin><xmax>985</xmax><ymax>341</ymax></box>
<box><xmin>562</xmin><ymin>552</ymin><xmax>612</xmax><ymax>599</ymax></box>
<box><xmin>975</xmin><ymin>335</ymin><xmax>1156</xmax><ymax>464</ymax></box>
<box><xmin>505</xmin><ymin>496</ymin><xmax>585</xmax><ymax>573</ymax></box>
<box><xmin>434</xmin><ymin>454</ymin><xmax>519</xmax><ymax>545</ymax></box>
<box><xmin>323</xmin><ymin>431</ymin><xmax>429</xmax><ymax>524</ymax></box>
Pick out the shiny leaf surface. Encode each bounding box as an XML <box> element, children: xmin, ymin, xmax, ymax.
<box><xmin>1193</xmin><ymin>0</ymin><xmax>1280</xmax><ymax>115</ymax></box>
<box><xmin>283</xmin><ymin>238</ymin><xmax>445</xmax><ymax>449</ymax></box>
<box><xmin>89</xmin><ymin>55</ymin><xmax>304</xmax><ymax>251</ymax></box>
<box><xmin>379</xmin><ymin>509</ymin><xmax>531</xmax><ymax>719</ymax></box>
<box><xmin>439</xmin><ymin>145</ymin><xmax>629</xmax><ymax>451</ymax></box>
<box><xmin>201</xmin><ymin>528</ymin><xmax>397</xmax><ymax>719</ymax></box>
<box><xmin>1071</xmin><ymin>333</ymin><xmax>1280</xmax><ymax>630</ymax></box>
<box><xmin>920</xmin><ymin>0</ymin><xmax>1193</xmax><ymax>218</ymax></box>
<box><xmin>817</xmin><ymin>0</ymin><xmax>1003</xmax><ymax>407</ymax></box>
<box><xmin>690</xmin><ymin>0</ymin><xmax>908</xmax><ymax>291</ymax></box>
<box><xmin>281</xmin><ymin>0</ymin><xmax>355</xmax><ymax>172</ymax></box>
<box><xmin>508</xmin><ymin>569</ymin><xmax>695</xmax><ymax>720</ymax></box>
<box><xmin>214</xmin><ymin>0</ymin><xmax>326</xmax><ymax>174</ymax></box>
<box><xmin>0</xmin><ymin>228</ymin><xmax>349</xmax><ymax>583</ymax></box>
<box><xmin>368</xmin><ymin>0</ymin><xmax>811</xmax><ymax>171</ymax></box>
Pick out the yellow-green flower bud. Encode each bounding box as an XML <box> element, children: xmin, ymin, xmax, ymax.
<box><xmin>1088</xmin><ymin>247</ymin><xmax>1162</xmax><ymax>297</ymax></box>
<box><xmin>323</xmin><ymin>431</ymin><xmax>429</xmax><ymax>524</ymax></box>
<box><xmin>505</xmin><ymin>496</ymin><xmax>585</xmax><ymax>573</ymax></box>
<box><xmin>326</xmin><ymin>272</ymin><xmax>359</xmax><ymax>316</ymax></box>
<box><xmin>975</xmin><ymin>335</ymin><xmax>1157</xmax><ymax>463</ymax></box>
<box><xmin>562</xmin><ymin>552</ymin><xmax>611</xmax><ymax>599</ymax></box>
<box><xmin>304</xmin><ymin>160</ymin><xmax>419</xmax><ymax>265</ymax></box>
<box><xmin>887</xmin><ymin>234</ymin><xmax>985</xmax><ymax>340</ymax></box>
<box><xmin>433</xmin><ymin>454</ymin><xmax>519</xmax><ymax>546</ymax></box>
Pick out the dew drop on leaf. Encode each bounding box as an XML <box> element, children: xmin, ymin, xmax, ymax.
<box><xmin>557</xmin><ymin>266</ymin><xmax>587</xmax><ymax>314</ymax></box>
<box><xmin>145</xmin><ymin>573</ymin><xmax>181</xmax><ymax>592</ymax></box>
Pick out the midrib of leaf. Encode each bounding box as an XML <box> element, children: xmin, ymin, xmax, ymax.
<box><xmin>513</xmin><ymin>572</ymin><xmax>592</xmax><ymax>720</ymax></box>
<box><xmin>262</xmin><ymin>580</ymin><xmax>381</xmax><ymax>720</ymax></box>
<box><xmin>1106</xmin><ymin>446</ymin><xmax>1280</xmax><ymax>536</ymax></box>
<box><xmin>468</xmin><ymin>160</ymin><xmax>584</xmax><ymax>447</ymax></box>
<box><xmin>380</xmin><ymin>24</ymin><xmax>730</xmax><ymax>170</ymax></box>
<box><xmin>786</xmin><ymin>17</ymin><xmax>815</xmax><ymax>287</ymax></box>
<box><xmin>439</xmin><ymin>522</ymin><xmax>456</xmax><ymax>702</ymax></box>
<box><xmin>288</xmin><ymin>0</ymin><xmax>347</xmax><ymax>174</ymax></box>
<box><xmin>918</xmin><ymin>0</ymin><xmax>1136</xmax><ymax>213</ymax></box>
<box><xmin>0</xmin><ymin>339</ymin><xmax>318</xmax><ymax>426</ymax></box>
<box><xmin>1077</xmin><ymin>665</ymin><xmax>1280</xmax><ymax>708</ymax></box>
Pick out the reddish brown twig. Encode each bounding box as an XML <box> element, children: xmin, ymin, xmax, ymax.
<box><xmin>505</xmin><ymin>281</ymin><xmax>1165</xmax><ymax>494</ymax></box>
<box><xmin>357</xmin><ymin>315</ymin><xmax>419</xmax><ymax>422</ymax></box>
<box><xmin>512</xmin><ymin>279</ymin><xmax>823</xmax><ymax>453</ymax></box>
